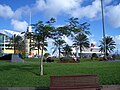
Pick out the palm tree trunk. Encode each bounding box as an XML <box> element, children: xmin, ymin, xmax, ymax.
<box><xmin>38</xmin><ymin>42</ymin><xmax>40</xmax><ymax>56</ymax></box>
<box><xmin>13</xmin><ymin>34</ymin><xmax>15</xmax><ymax>54</ymax></box>
<box><xmin>38</xmin><ymin>48</ymin><xmax>39</xmax><ymax>56</ymax></box>
<box><xmin>14</xmin><ymin>44</ymin><xmax>15</xmax><ymax>54</ymax></box>
<box><xmin>80</xmin><ymin>46</ymin><xmax>82</xmax><ymax>58</ymax></box>
<box><xmin>58</xmin><ymin>45</ymin><xmax>60</xmax><ymax>60</ymax></box>
<box><xmin>75</xmin><ymin>47</ymin><xmax>78</xmax><ymax>59</ymax></box>
<box><xmin>29</xmin><ymin>35</ymin><xmax>31</xmax><ymax>55</ymax></box>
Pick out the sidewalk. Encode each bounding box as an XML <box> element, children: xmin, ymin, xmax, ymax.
<box><xmin>102</xmin><ymin>85</ymin><xmax>120</xmax><ymax>90</ymax></box>
<box><xmin>0</xmin><ymin>85</ymin><xmax>120</xmax><ymax>90</ymax></box>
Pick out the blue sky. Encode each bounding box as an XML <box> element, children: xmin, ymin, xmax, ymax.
<box><xmin>0</xmin><ymin>0</ymin><xmax>120</xmax><ymax>54</ymax></box>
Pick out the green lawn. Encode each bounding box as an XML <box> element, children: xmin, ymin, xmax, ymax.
<box><xmin>0</xmin><ymin>58</ymin><xmax>120</xmax><ymax>87</ymax></box>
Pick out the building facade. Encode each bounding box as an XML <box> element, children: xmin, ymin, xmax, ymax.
<box><xmin>0</xmin><ymin>31</ymin><xmax>14</xmax><ymax>54</ymax></box>
<box><xmin>0</xmin><ymin>29</ymin><xmax>45</xmax><ymax>57</ymax></box>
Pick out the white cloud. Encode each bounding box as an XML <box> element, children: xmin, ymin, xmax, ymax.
<box><xmin>113</xmin><ymin>35</ymin><xmax>120</xmax><ymax>45</ymax></box>
<box><xmin>11</xmin><ymin>19</ymin><xmax>28</xmax><ymax>32</ymax></box>
<box><xmin>71</xmin><ymin>0</ymin><xmax>101</xmax><ymax>19</ymax></box>
<box><xmin>34</xmin><ymin>0</ymin><xmax>82</xmax><ymax>17</ymax></box>
<box><xmin>1</xmin><ymin>0</ymin><xmax>120</xmax><ymax>31</ymax></box>
<box><xmin>34</xmin><ymin>0</ymin><xmax>101</xmax><ymax>19</ymax></box>
<box><xmin>0</xmin><ymin>4</ymin><xmax>30</xmax><ymax>32</ymax></box>
<box><xmin>104</xmin><ymin>0</ymin><xmax>113</xmax><ymax>5</ymax></box>
<box><xmin>14</xmin><ymin>6</ymin><xmax>30</xmax><ymax>20</ymax></box>
<box><xmin>33</xmin><ymin>0</ymin><xmax>120</xmax><ymax>28</ymax></box>
<box><xmin>106</xmin><ymin>3</ymin><xmax>120</xmax><ymax>28</ymax></box>
<box><xmin>0</xmin><ymin>4</ymin><xmax>30</xmax><ymax>20</ymax></box>
<box><xmin>35</xmin><ymin>0</ymin><xmax>46</xmax><ymax>10</ymax></box>
<box><xmin>0</xmin><ymin>4</ymin><xmax>14</xmax><ymax>18</ymax></box>
<box><xmin>112</xmin><ymin>35</ymin><xmax>120</xmax><ymax>53</ymax></box>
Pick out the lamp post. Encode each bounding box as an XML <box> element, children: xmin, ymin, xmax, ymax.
<box><xmin>101</xmin><ymin>0</ymin><xmax>107</xmax><ymax>59</ymax></box>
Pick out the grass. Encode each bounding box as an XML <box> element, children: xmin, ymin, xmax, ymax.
<box><xmin>0</xmin><ymin>58</ymin><xmax>120</xmax><ymax>87</ymax></box>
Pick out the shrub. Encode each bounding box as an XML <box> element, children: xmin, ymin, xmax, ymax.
<box><xmin>112</xmin><ymin>54</ymin><xmax>116</xmax><ymax>60</ymax></box>
<box><xmin>60</xmin><ymin>57</ymin><xmax>76</xmax><ymax>63</ymax></box>
<box><xmin>20</xmin><ymin>53</ymin><xmax>26</xmax><ymax>59</ymax></box>
<box><xmin>46</xmin><ymin>57</ymin><xmax>54</xmax><ymax>62</ymax></box>
<box><xmin>44</xmin><ymin>53</ymin><xmax>50</xmax><ymax>58</ymax></box>
<box><xmin>91</xmin><ymin>53</ymin><xmax>98</xmax><ymax>60</ymax></box>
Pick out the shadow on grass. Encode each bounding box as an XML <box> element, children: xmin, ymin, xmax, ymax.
<box><xmin>0</xmin><ymin>62</ymin><xmax>40</xmax><ymax>76</ymax></box>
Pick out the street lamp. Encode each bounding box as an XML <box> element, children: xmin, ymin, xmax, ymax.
<box><xmin>101</xmin><ymin>0</ymin><xmax>107</xmax><ymax>59</ymax></box>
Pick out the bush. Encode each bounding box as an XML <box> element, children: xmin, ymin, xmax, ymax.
<box><xmin>112</xmin><ymin>54</ymin><xmax>116</xmax><ymax>60</ymax></box>
<box><xmin>44</xmin><ymin>53</ymin><xmax>50</xmax><ymax>58</ymax></box>
<box><xmin>21</xmin><ymin>53</ymin><xmax>26</xmax><ymax>59</ymax></box>
<box><xmin>91</xmin><ymin>53</ymin><xmax>98</xmax><ymax>60</ymax></box>
<box><xmin>60</xmin><ymin>57</ymin><xmax>77</xmax><ymax>63</ymax></box>
<box><xmin>43</xmin><ymin>57</ymin><xmax>54</xmax><ymax>63</ymax></box>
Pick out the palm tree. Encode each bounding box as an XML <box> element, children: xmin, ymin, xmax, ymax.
<box><xmin>66</xmin><ymin>17</ymin><xmax>91</xmax><ymax>58</ymax></box>
<box><xmin>78</xmin><ymin>22</ymin><xmax>91</xmax><ymax>35</ymax></box>
<box><xmin>52</xmin><ymin>26</ymin><xmax>68</xmax><ymax>59</ymax></box>
<box><xmin>33</xmin><ymin>33</ymin><xmax>42</xmax><ymax>56</ymax></box>
<box><xmin>66</xmin><ymin>17</ymin><xmax>91</xmax><ymax>37</ymax></box>
<box><xmin>52</xmin><ymin>39</ymin><xmax>66</xmax><ymax>59</ymax></box>
<box><xmin>21</xmin><ymin>31</ymin><xmax>34</xmax><ymax>55</ymax></box>
<box><xmin>33</xmin><ymin>18</ymin><xmax>55</xmax><ymax>76</ymax></box>
<box><xmin>62</xmin><ymin>44</ymin><xmax>72</xmax><ymax>57</ymax></box>
<box><xmin>52</xmin><ymin>26</ymin><xmax>69</xmax><ymax>39</ymax></box>
<box><xmin>99</xmin><ymin>36</ymin><xmax>116</xmax><ymax>56</ymax></box>
<box><xmin>33</xmin><ymin>34</ymin><xmax>48</xmax><ymax>56</ymax></box>
<box><xmin>72</xmin><ymin>43</ymin><xmax>79</xmax><ymax>58</ymax></box>
<box><xmin>73</xmin><ymin>34</ymin><xmax>90</xmax><ymax>58</ymax></box>
<box><xmin>11</xmin><ymin>34</ymin><xmax>24</xmax><ymax>54</ymax></box>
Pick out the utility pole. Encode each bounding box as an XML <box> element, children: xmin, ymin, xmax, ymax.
<box><xmin>101</xmin><ymin>0</ymin><xmax>107</xmax><ymax>59</ymax></box>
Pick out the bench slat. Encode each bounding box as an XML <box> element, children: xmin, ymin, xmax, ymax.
<box><xmin>50</xmin><ymin>75</ymin><xmax>101</xmax><ymax>90</ymax></box>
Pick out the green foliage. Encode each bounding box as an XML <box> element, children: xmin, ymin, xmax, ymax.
<box><xmin>10</xmin><ymin>35</ymin><xmax>24</xmax><ymax>54</ymax></box>
<box><xmin>44</xmin><ymin>53</ymin><xmax>50</xmax><ymax>58</ymax></box>
<box><xmin>21</xmin><ymin>53</ymin><xmax>26</xmax><ymax>59</ymax></box>
<box><xmin>52</xmin><ymin>39</ymin><xmax>66</xmax><ymax>59</ymax></box>
<box><xmin>0</xmin><ymin>53</ymin><xmax>3</xmax><ymax>57</ymax></box>
<box><xmin>62</xmin><ymin>44</ymin><xmax>72</xmax><ymax>57</ymax></box>
<box><xmin>91</xmin><ymin>53</ymin><xmax>98</xmax><ymax>58</ymax></box>
<box><xmin>60</xmin><ymin>57</ymin><xmax>75</xmax><ymax>63</ymax></box>
<box><xmin>73</xmin><ymin>34</ymin><xmax>90</xmax><ymax>58</ymax></box>
<box><xmin>67</xmin><ymin>17</ymin><xmax>91</xmax><ymax>37</ymax></box>
<box><xmin>99</xmin><ymin>36</ymin><xmax>116</xmax><ymax>55</ymax></box>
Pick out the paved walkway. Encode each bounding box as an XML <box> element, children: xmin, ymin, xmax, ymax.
<box><xmin>0</xmin><ymin>85</ymin><xmax>120</xmax><ymax>90</ymax></box>
<box><xmin>108</xmin><ymin>60</ymin><xmax>120</xmax><ymax>62</ymax></box>
<box><xmin>101</xmin><ymin>60</ymin><xmax>120</xmax><ymax>62</ymax></box>
<box><xmin>102</xmin><ymin>85</ymin><xmax>120</xmax><ymax>90</ymax></box>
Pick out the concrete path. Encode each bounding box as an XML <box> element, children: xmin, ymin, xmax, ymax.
<box><xmin>0</xmin><ymin>85</ymin><xmax>120</xmax><ymax>90</ymax></box>
<box><xmin>101</xmin><ymin>60</ymin><xmax>120</xmax><ymax>62</ymax></box>
<box><xmin>107</xmin><ymin>60</ymin><xmax>120</xmax><ymax>62</ymax></box>
<box><xmin>102</xmin><ymin>85</ymin><xmax>120</xmax><ymax>90</ymax></box>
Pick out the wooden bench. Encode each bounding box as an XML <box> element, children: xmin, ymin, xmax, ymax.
<box><xmin>50</xmin><ymin>75</ymin><xmax>102</xmax><ymax>90</ymax></box>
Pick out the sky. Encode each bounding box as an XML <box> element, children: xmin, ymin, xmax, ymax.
<box><xmin>0</xmin><ymin>0</ymin><xmax>120</xmax><ymax>54</ymax></box>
